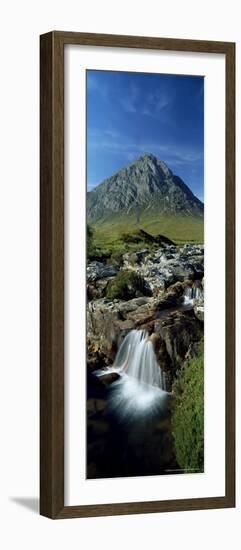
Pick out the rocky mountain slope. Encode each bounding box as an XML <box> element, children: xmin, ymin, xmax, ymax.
<box><xmin>87</xmin><ymin>153</ymin><xmax>204</xmax><ymax>222</ymax></box>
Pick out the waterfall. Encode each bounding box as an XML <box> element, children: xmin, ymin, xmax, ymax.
<box><xmin>113</xmin><ymin>329</ymin><xmax>167</xmax><ymax>390</ymax></box>
<box><xmin>183</xmin><ymin>285</ymin><xmax>203</xmax><ymax>305</ymax></box>
<box><xmin>95</xmin><ymin>329</ymin><xmax>168</xmax><ymax>419</ymax></box>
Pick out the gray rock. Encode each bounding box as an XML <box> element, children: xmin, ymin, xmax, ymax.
<box><xmin>121</xmin><ymin>244</ymin><xmax>204</xmax><ymax>295</ymax></box>
<box><xmin>87</xmin><ymin>261</ymin><xmax>118</xmax><ymax>282</ymax></box>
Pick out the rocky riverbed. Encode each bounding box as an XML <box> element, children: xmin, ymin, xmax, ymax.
<box><xmin>87</xmin><ymin>242</ymin><xmax>204</xmax><ymax>479</ymax></box>
<box><xmin>87</xmin><ymin>243</ymin><xmax>204</xmax><ymax>386</ymax></box>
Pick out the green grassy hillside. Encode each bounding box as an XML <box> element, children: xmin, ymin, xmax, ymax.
<box><xmin>90</xmin><ymin>212</ymin><xmax>204</xmax><ymax>254</ymax></box>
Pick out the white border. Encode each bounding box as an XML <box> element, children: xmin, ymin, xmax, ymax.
<box><xmin>64</xmin><ymin>45</ymin><xmax>226</xmax><ymax>506</ymax></box>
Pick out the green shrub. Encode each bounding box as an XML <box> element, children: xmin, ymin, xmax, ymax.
<box><xmin>88</xmin><ymin>248</ymin><xmax>111</xmax><ymax>261</ymax></box>
<box><xmin>172</xmin><ymin>346</ymin><xmax>204</xmax><ymax>473</ymax></box>
<box><xmin>109</xmin><ymin>252</ymin><xmax>124</xmax><ymax>267</ymax></box>
<box><xmin>87</xmin><ymin>224</ymin><xmax>111</xmax><ymax>260</ymax></box>
<box><xmin>87</xmin><ymin>224</ymin><xmax>95</xmax><ymax>258</ymax></box>
<box><xmin>106</xmin><ymin>270</ymin><xmax>151</xmax><ymax>300</ymax></box>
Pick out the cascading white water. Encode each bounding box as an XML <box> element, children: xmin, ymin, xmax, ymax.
<box><xmin>183</xmin><ymin>285</ymin><xmax>203</xmax><ymax>305</ymax></box>
<box><xmin>95</xmin><ymin>329</ymin><xmax>168</xmax><ymax>419</ymax></box>
<box><xmin>113</xmin><ymin>329</ymin><xmax>167</xmax><ymax>390</ymax></box>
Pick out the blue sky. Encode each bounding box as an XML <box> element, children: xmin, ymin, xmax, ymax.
<box><xmin>87</xmin><ymin>70</ymin><xmax>204</xmax><ymax>201</ymax></box>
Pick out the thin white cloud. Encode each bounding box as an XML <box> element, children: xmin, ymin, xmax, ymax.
<box><xmin>119</xmin><ymin>80</ymin><xmax>140</xmax><ymax>113</ymax></box>
<box><xmin>88</xmin><ymin>73</ymin><xmax>172</xmax><ymax>120</ymax></box>
<box><xmin>89</xmin><ymin>137</ymin><xmax>168</xmax><ymax>156</ymax></box>
<box><xmin>141</xmin><ymin>107</ymin><xmax>152</xmax><ymax>116</ymax></box>
<box><xmin>120</xmin><ymin>98</ymin><xmax>137</xmax><ymax>113</ymax></box>
<box><xmin>88</xmin><ymin>135</ymin><xmax>202</xmax><ymax>166</ymax></box>
<box><xmin>89</xmin><ymin>128</ymin><xmax>120</xmax><ymax>139</ymax></box>
<box><xmin>156</xmin><ymin>97</ymin><xmax>170</xmax><ymax>111</ymax></box>
<box><xmin>104</xmin><ymin>129</ymin><xmax>120</xmax><ymax>138</ymax></box>
<box><xmin>141</xmin><ymin>89</ymin><xmax>172</xmax><ymax>118</ymax></box>
<box><xmin>87</xmin><ymin>72</ymin><xmax>108</xmax><ymax>101</ymax></box>
<box><xmin>120</xmin><ymin>83</ymin><xmax>172</xmax><ymax>118</ymax></box>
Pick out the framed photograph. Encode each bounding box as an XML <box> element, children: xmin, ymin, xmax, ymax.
<box><xmin>40</xmin><ymin>31</ymin><xmax>235</xmax><ymax>519</ymax></box>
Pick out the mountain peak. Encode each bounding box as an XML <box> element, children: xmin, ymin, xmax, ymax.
<box><xmin>87</xmin><ymin>154</ymin><xmax>203</xmax><ymax>222</ymax></box>
<box><xmin>136</xmin><ymin>153</ymin><xmax>172</xmax><ymax>177</ymax></box>
<box><xmin>138</xmin><ymin>152</ymin><xmax>156</xmax><ymax>161</ymax></box>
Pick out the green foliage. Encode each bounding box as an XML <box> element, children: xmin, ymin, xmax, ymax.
<box><xmin>87</xmin><ymin>224</ymin><xmax>93</xmax><ymax>242</ymax></box>
<box><xmin>87</xmin><ymin>224</ymin><xmax>111</xmax><ymax>260</ymax></box>
<box><xmin>109</xmin><ymin>252</ymin><xmax>124</xmax><ymax>267</ymax></box>
<box><xmin>87</xmin><ymin>224</ymin><xmax>95</xmax><ymax>258</ymax></box>
<box><xmin>172</xmin><ymin>347</ymin><xmax>204</xmax><ymax>473</ymax></box>
<box><xmin>106</xmin><ymin>270</ymin><xmax>151</xmax><ymax>300</ymax></box>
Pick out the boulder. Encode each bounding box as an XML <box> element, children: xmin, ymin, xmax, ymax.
<box><xmin>154</xmin><ymin>309</ymin><xmax>203</xmax><ymax>381</ymax></box>
<box><xmin>87</xmin><ymin>261</ymin><xmax>118</xmax><ymax>283</ymax></box>
<box><xmin>97</xmin><ymin>372</ymin><xmax>120</xmax><ymax>387</ymax></box>
<box><xmin>194</xmin><ymin>304</ymin><xmax>204</xmax><ymax>322</ymax></box>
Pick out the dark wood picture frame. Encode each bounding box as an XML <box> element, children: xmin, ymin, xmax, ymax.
<box><xmin>40</xmin><ymin>31</ymin><xmax>235</xmax><ymax>519</ymax></box>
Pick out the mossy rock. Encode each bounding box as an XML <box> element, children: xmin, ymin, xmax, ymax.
<box><xmin>106</xmin><ymin>270</ymin><xmax>151</xmax><ymax>300</ymax></box>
